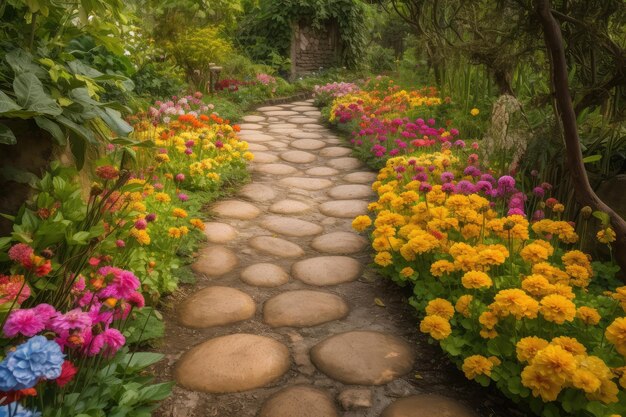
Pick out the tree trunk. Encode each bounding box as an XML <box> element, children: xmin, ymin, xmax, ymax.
<box><xmin>536</xmin><ymin>0</ymin><xmax>626</xmax><ymax>279</ymax></box>
<box><xmin>493</xmin><ymin>68</ymin><xmax>514</xmax><ymax>96</ymax></box>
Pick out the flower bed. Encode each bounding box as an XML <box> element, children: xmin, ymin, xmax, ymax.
<box><xmin>0</xmin><ymin>99</ymin><xmax>251</xmax><ymax>416</ymax></box>
<box><xmin>320</xmin><ymin>80</ymin><xmax>626</xmax><ymax>417</ymax></box>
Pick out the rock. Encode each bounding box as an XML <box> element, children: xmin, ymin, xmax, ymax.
<box><xmin>242</xmin><ymin>115</ymin><xmax>266</xmax><ymax>122</ymax></box>
<box><xmin>310</xmin><ymin>331</ymin><xmax>415</xmax><ymax>385</ymax></box>
<box><xmin>327</xmin><ymin>184</ymin><xmax>373</xmax><ymax>199</ymax></box>
<box><xmin>257</xmin><ymin>106</ymin><xmax>284</xmax><ymax>111</ymax></box>
<box><xmin>255</xmin><ymin>163</ymin><xmax>299</xmax><ymax>175</ymax></box>
<box><xmin>203</xmin><ymin>222</ymin><xmax>238</xmax><ymax>243</ymax></box>
<box><xmin>177</xmin><ymin>286</ymin><xmax>255</xmax><ymax>328</ymax></box>
<box><xmin>290</xmin><ymin>139</ymin><xmax>326</xmax><ymax>150</ymax></box>
<box><xmin>269</xmin><ymin>199</ymin><xmax>312</xmax><ymax>214</ymax></box>
<box><xmin>247</xmin><ymin>143</ymin><xmax>269</xmax><ymax>151</ymax></box>
<box><xmin>252</xmin><ymin>152</ymin><xmax>280</xmax><ymax>163</ymax></box>
<box><xmin>338</xmin><ymin>389</ymin><xmax>372</xmax><ymax>410</ymax></box>
<box><xmin>264</xmin><ymin>110</ymin><xmax>299</xmax><ymax>116</ymax></box>
<box><xmin>263</xmin><ymin>290</ymin><xmax>349</xmax><ymax>327</ymax></box>
<box><xmin>191</xmin><ymin>246</ymin><xmax>238</xmax><ymax>276</ymax></box>
<box><xmin>320</xmin><ymin>147</ymin><xmax>352</xmax><ymax>157</ymax></box>
<box><xmin>238</xmin><ymin>123</ymin><xmax>263</xmax><ymax>130</ymax></box>
<box><xmin>381</xmin><ymin>394</ymin><xmax>478</xmax><ymax>417</ymax></box>
<box><xmin>250</xmin><ymin>236</ymin><xmax>304</xmax><ymax>258</ymax></box>
<box><xmin>319</xmin><ymin>200</ymin><xmax>369</xmax><ymax>218</ymax></box>
<box><xmin>288</xmin><ymin>117</ymin><xmax>318</xmax><ymax>124</ymax></box>
<box><xmin>290</xmin><ymin>132</ymin><xmax>323</xmax><ymax>140</ymax></box>
<box><xmin>304</xmin><ymin>110</ymin><xmax>322</xmax><ymax>117</ymax></box>
<box><xmin>267</xmin><ymin>141</ymin><xmax>289</xmax><ymax>149</ymax></box>
<box><xmin>303</xmin><ymin>124</ymin><xmax>324</xmax><ymax>129</ymax></box>
<box><xmin>174</xmin><ymin>334</ymin><xmax>290</xmax><ymax>393</ymax></box>
<box><xmin>269</xmin><ymin>123</ymin><xmax>298</xmax><ymax>129</ymax></box>
<box><xmin>385</xmin><ymin>379</ymin><xmax>416</xmax><ymax>398</ymax></box>
<box><xmin>292</xmin><ymin>106</ymin><xmax>318</xmax><ymax>112</ymax></box>
<box><xmin>212</xmin><ymin>200</ymin><xmax>261</xmax><ymax>220</ymax></box>
<box><xmin>239</xmin><ymin>132</ymin><xmax>275</xmax><ymax>142</ymax></box>
<box><xmin>261</xmin><ymin>216</ymin><xmax>324</xmax><ymax>237</ymax></box>
<box><xmin>238</xmin><ymin>183</ymin><xmax>277</xmax><ymax>202</ymax></box>
<box><xmin>344</xmin><ymin>171</ymin><xmax>378</xmax><ymax>184</ymax></box>
<box><xmin>280</xmin><ymin>150</ymin><xmax>317</xmax><ymax>164</ymax></box>
<box><xmin>279</xmin><ymin>177</ymin><xmax>332</xmax><ymax>191</ymax></box>
<box><xmin>310</xmin><ymin>232</ymin><xmax>368</xmax><ymax>254</ymax></box>
<box><xmin>258</xmin><ymin>385</ymin><xmax>338</xmax><ymax>417</ymax></box>
<box><xmin>241</xmin><ymin>263</ymin><xmax>290</xmax><ymax>287</ymax></box>
<box><xmin>305</xmin><ymin>167</ymin><xmax>339</xmax><ymax>176</ymax></box>
<box><xmin>327</xmin><ymin>157</ymin><xmax>362</xmax><ymax>170</ymax></box>
<box><xmin>292</xmin><ymin>256</ymin><xmax>361</xmax><ymax>286</ymax></box>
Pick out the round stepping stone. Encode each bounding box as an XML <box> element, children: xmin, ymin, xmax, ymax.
<box><xmin>177</xmin><ymin>286</ymin><xmax>255</xmax><ymax>328</ymax></box>
<box><xmin>250</xmin><ymin>236</ymin><xmax>304</xmax><ymax>258</ymax></box>
<box><xmin>174</xmin><ymin>334</ymin><xmax>290</xmax><ymax>393</ymax></box>
<box><xmin>305</xmin><ymin>167</ymin><xmax>339</xmax><ymax>176</ymax></box>
<box><xmin>279</xmin><ymin>177</ymin><xmax>332</xmax><ymax>191</ymax></box>
<box><xmin>261</xmin><ymin>216</ymin><xmax>323</xmax><ymax>237</ymax></box>
<box><xmin>191</xmin><ymin>246</ymin><xmax>238</xmax><ymax>276</ymax></box>
<box><xmin>270</xmin><ymin>128</ymin><xmax>300</xmax><ymax>135</ymax></box>
<box><xmin>241</xmin><ymin>263</ymin><xmax>290</xmax><ymax>287</ymax></box>
<box><xmin>255</xmin><ymin>164</ymin><xmax>298</xmax><ymax>175</ymax></box>
<box><xmin>239</xmin><ymin>132</ymin><xmax>275</xmax><ymax>142</ymax></box>
<box><xmin>327</xmin><ymin>184</ymin><xmax>373</xmax><ymax>200</ymax></box>
<box><xmin>310</xmin><ymin>331</ymin><xmax>415</xmax><ymax>385</ymax></box>
<box><xmin>238</xmin><ymin>183</ymin><xmax>277</xmax><ymax>202</ymax></box>
<box><xmin>303</xmin><ymin>124</ymin><xmax>324</xmax><ymax>129</ymax></box>
<box><xmin>292</xmin><ymin>256</ymin><xmax>361</xmax><ymax>286</ymax></box>
<box><xmin>265</xmin><ymin>110</ymin><xmax>299</xmax><ymax>116</ymax></box>
<box><xmin>259</xmin><ymin>385</ymin><xmax>338</xmax><ymax>417</ymax></box>
<box><xmin>326</xmin><ymin>138</ymin><xmax>342</xmax><ymax>145</ymax></box>
<box><xmin>288</xmin><ymin>117</ymin><xmax>318</xmax><ymax>124</ymax></box>
<box><xmin>267</xmin><ymin>141</ymin><xmax>289</xmax><ymax>149</ymax></box>
<box><xmin>327</xmin><ymin>157</ymin><xmax>362</xmax><ymax>170</ymax></box>
<box><xmin>269</xmin><ymin>123</ymin><xmax>298</xmax><ymax>129</ymax></box>
<box><xmin>263</xmin><ymin>290</ymin><xmax>349</xmax><ymax>327</ymax></box>
<box><xmin>238</xmin><ymin>123</ymin><xmax>263</xmax><ymax>130</ymax></box>
<box><xmin>252</xmin><ymin>152</ymin><xmax>279</xmax><ymax>163</ymax></box>
<box><xmin>292</xmin><ymin>101</ymin><xmax>312</xmax><ymax>106</ymax></box>
<box><xmin>290</xmin><ymin>139</ymin><xmax>325</xmax><ymax>150</ymax></box>
<box><xmin>311</xmin><ymin>232</ymin><xmax>368</xmax><ymax>254</ymax></box>
<box><xmin>203</xmin><ymin>222</ymin><xmax>237</xmax><ymax>243</ymax></box>
<box><xmin>269</xmin><ymin>199</ymin><xmax>311</xmax><ymax>214</ymax></box>
<box><xmin>304</xmin><ymin>110</ymin><xmax>322</xmax><ymax>117</ymax></box>
<box><xmin>257</xmin><ymin>106</ymin><xmax>284</xmax><ymax>111</ymax></box>
<box><xmin>280</xmin><ymin>150</ymin><xmax>317</xmax><ymax>164</ymax></box>
<box><xmin>319</xmin><ymin>200</ymin><xmax>369</xmax><ymax>218</ymax></box>
<box><xmin>242</xmin><ymin>115</ymin><xmax>265</xmax><ymax>122</ymax></box>
<box><xmin>248</xmin><ymin>143</ymin><xmax>269</xmax><ymax>151</ymax></box>
<box><xmin>292</xmin><ymin>106</ymin><xmax>318</xmax><ymax>112</ymax></box>
<box><xmin>344</xmin><ymin>171</ymin><xmax>378</xmax><ymax>183</ymax></box>
<box><xmin>290</xmin><ymin>132</ymin><xmax>322</xmax><ymax>139</ymax></box>
<box><xmin>212</xmin><ymin>200</ymin><xmax>261</xmax><ymax>220</ymax></box>
<box><xmin>320</xmin><ymin>147</ymin><xmax>351</xmax><ymax>157</ymax></box>
<box><xmin>381</xmin><ymin>394</ymin><xmax>478</xmax><ymax>417</ymax></box>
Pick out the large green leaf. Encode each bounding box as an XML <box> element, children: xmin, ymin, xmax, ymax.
<box><xmin>13</xmin><ymin>73</ymin><xmax>63</xmax><ymax>116</ymax></box>
<box><xmin>0</xmin><ymin>123</ymin><xmax>16</xmax><ymax>145</ymax></box>
<box><xmin>96</xmin><ymin>107</ymin><xmax>133</xmax><ymax>136</ymax></box>
<box><xmin>0</xmin><ymin>91</ymin><xmax>21</xmax><ymax>114</ymax></box>
<box><xmin>58</xmin><ymin>115</ymin><xmax>96</xmax><ymax>144</ymax></box>
<box><xmin>5</xmin><ymin>50</ymin><xmax>47</xmax><ymax>78</ymax></box>
<box><xmin>35</xmin><ymin>117</ymin><xmax>67</xmax><ymax>145</ymax></box>
<box><xmin>68</xmin><ymin>133</ymin><xmax>87</xmax><ymax>170</ymax></box>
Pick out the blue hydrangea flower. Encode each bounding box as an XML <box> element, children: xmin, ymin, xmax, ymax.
<box><xmin>0</xmin><ymin>335</ymin><xmax>64</xmax><ymax>391</ymax></box>
<box><xmin>0</xmin><ymin>403</ymin><xmax>41</xmax><ymax>417</ymax></box>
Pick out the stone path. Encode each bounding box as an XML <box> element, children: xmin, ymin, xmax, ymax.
<box><xmin>155</xmin><ymin>101</ymin><xmax>519</xmax><ymax>417</ymax></box>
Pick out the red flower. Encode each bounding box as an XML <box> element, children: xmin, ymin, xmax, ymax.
<box><xmin>96</xmin><ymin>165</ymin><xmax>119</xmax><ymax>180</ymax></box>
<box><xmin>0</xmin><ymin>388</ymin><xmax>37</xmax><ymax>405</ymax></box>
<box><xmin>56</xmin><ymin>361</ymin><xmax>78</xmax><ymax>387</ymax></box>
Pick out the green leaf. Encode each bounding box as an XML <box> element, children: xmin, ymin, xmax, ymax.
<box><xmin>0</xmin><ymin>124</ymin><xmax>17</xmax><ymax>145</ymax></box>
<box><xmin>13</xmin><ymin>73</ymin><xmax>63</xmax><ymax>116</ymax></box>
<box><xmin>34</xmin><ymin>117</ymin><xmax>67</xmax><ymax>145</ymax></box>
<box><xmin>137</xmin><ymin>382</ymin><xmax>173</xmax><ymax>402</ymax></box>
<box><xmin>68</xmin><ymin>133</ymin><xmax>87</xmax><ymax>170</ymax></box>
<box><xmin>0</xmin><ymin>91</ymin><xmax>21</xmax><ymax>114</ymax></box>
<box><xmin>58</xmin><ymin>116</ymin><xmax>97</xmax><ymax>144</ymax></box>
<box><xmin>122</xmin><ymin>352</ymin><xmax>164</xmax><ymax>373</ymax></box>
<box><xmin>592</xmin><ymin>211</ymin><xmax>610</xmax><ymax>227</ymax></box>
<box><xmin>582</xmin><ymin>154</ymin><xmax>602</xmax><ymax>163</ymax></box>
<box><xmin>69</xmin><ymin>231</ymin><xmax>90</xmax><ymax>245</ymax></box>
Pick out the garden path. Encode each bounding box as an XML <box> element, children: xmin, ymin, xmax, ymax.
<box><xmin>154</xmin><ymin>101</ymin><xmax>521</xmax><ymax>417</ymax></box>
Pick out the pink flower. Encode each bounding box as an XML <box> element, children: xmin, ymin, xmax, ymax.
<box><xmin>8</xmin><ymin>243</ymin><xmax>34</xmax><ymax>264</ymax></box>
<box><xmin>88</xmin><ymin>257</ymin><xmax>101</xmax><ymax>267</ymax></box>
<box><xmin>87</xmin><ymin>328</ymin><xmax>125</xmax><ymax>357</ymax></box>
<box><xmin>128</xmin><ymin>292</ymin><xmax>145</xmax><ymax>308</ymax></box>
<box><xmin>115</xmin><ymin>240</ymin><xmax>125</xmax><ymax>248</ymax></box>
<box><xmin>175</xmin><ymin>173</ymin><xmax>185</xmax><ymax>182</ymax></box>
<box><xmin>134</xmin><ymin>219</ymin><xmax>147</xmax><ymax>230</ymax></box>
<box><xmin>97</xmin><ymin>266</ymin><xmax>140</xmax><ymax>299</ymax></box>
<box><xmin>178</xmin><ymin>193</ymin><xmax>189</xmax><ymax>202</ymax></box>
<box><xmin>0</xmin><ymin>274</ymin><xmax>30</xmax><ymax>304</ymax></box>
<box><xmin>3</xmin><ymin>308</ymin><xmax>46</xmax><ymax>337</ymax></box>
<box><xmin>49</xmin><ymin>308</ymin><xmax>92</xmax><ymax>334</ymax></box>
<box><xmin>34</xmin><ymin>303</ymin><xmax>58</xmax><ymax>322</ymax></box>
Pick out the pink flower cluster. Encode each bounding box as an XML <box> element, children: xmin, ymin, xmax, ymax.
<box><xmin>147</xmin><ymin>92</ymin><xmax>214</xmax><ymax>124</ymax></box>
<box><xmin>256</xmin><ymin>73</ymin><xmax>276</xmax><ymax>86</ymax></box>
<box><xmin>314</xmin><ymin>82</ymin><xmax>360</xmax><ymax>99</ymax></box>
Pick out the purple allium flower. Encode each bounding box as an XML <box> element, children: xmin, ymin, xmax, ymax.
<box><xmin>475</xmin><ymin>181</ymin><xmax>493</xmax><ymax>193</ymax></box>
<box><xmin>497</xmin><ymin>175</ymin><xmax>516</xmax><ymax>191</ymax></box>
<box><xmin>115</xmin><ymin>239</ymin><xmax>125</xmax><ymax>248</ymax></box>
<box><xmin>145</xmin><ymin>213</ymin><xmax>157</xmax><ymax>222</ymax></box>
<box><xmin>184</xmin><ymin>148</ymin><xmax>193</xmax><ymax>155</ymax></box>
<box><xmin>507</xmin><ymin>208</ymin><xmax>525</xmax><ymax>216</ymax></box>
<box><xmin>178</xmin><ymin>193</ymin><xmax>189</xmax><ymax>202</ymax></box>
<box><xmin>440</xmin><ymin>172</ymin><xmax>454</xmax><ymax>183</ymax></box>
<box><xmin>419</xmin><ymin>183</ymin><xmax>432</xmax><ymax>193</ymax></box>
<box><xmin>455</xmin><ymin>180</ymin><xmax>476</xmax><ymax>195</ymax></box>
<box><xmin>442</xmin><ymin>183</ymin><xmax>456</xmax><ymax>193</ymax></box>
<box><xmin>532</xmin><ymin>210</ymin><xmax>545</xmax><ymax>221</ymax></box>
<box><xmin>453</xmin><ymin>140</ymin><xmax>466</xmax><ymax>148</ymax></box>
<box><xmin>532</xmin><ymin>186</ymin><xmax>545</xmax><ymax>198</ymax></box>
<box><xmin>175</xmin><ymin>173</ymin><xmax>185</xmax><ymax>182</ymax></box>
<box><xmin>134</xmin><ymin>219</ymin><xmax>147</xmax><ymax>230</ymax></box>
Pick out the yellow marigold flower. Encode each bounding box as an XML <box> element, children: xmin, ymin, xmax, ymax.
<box><xmin>586</xmin><ymin>379</ymin><xmax>619</xmax><ymax>404</ymax></box>
<box><xmin>521</xmin><ymin>364</ymin><xmax>563</xmax><ymax>401</ymax></box>
<box><xmin>562</xmin><ymin>250</ymin><xmax>590</xmax><ymax>267</ymax></box>
<box><xmin>605</xmin><ymin>317</ymin><xmax>626</xmax><ymax>356</ymax></box>
<box><xmin>540</xmin><ymin>294</ymin><xmax>576</xmax><ymax>324</ymax></box>
<box><xmin>400</xmin><ymin>267</ymin><xmax>414</xmax><ymax>278</ymax></box>
<box><xmin>131</xmin><ymin>202</ymin><xmax>147</xmax><ymax>212</ymax></box>
<box><xmin>597</xmin><ymin>227</ymin><xmax>616</xmax><ymax>244</ymax></box>
<box><xmin>620</xmin><ymin>374</ymin><xmax>626</xmax><ymax>389</ymax></box>
<box><xmin>430</xmin><ymin>260</ymin><xmax>455</xmax><ymax>277</ymax></box>
<box><xmin>179</xmin><ymin>226</ymin><xmax>189</xmax><ymax>235</ymax></box>
<box><xmin>425</xmin><ymin>298</ymin><xmax>455</xmax><ymax>320</ymax></box>
<box><xmin>455</xmin><ymin>295</ymin><xmax>473</xmax><ymax>317</ymax></box>
<box><xmin>491</xmin><ymin>289</ymin><xmax>539</xmax><ymax>319</ymax></box>
<box><xmin>352</xmin><ymin>215</ymin><xmax>372</xmax><ymax>232</ymax></box>
<box><xmin>566</xmin><ymin>264</ymin><xmax>590</xmax><ymax>288</ymax></box>
<box><xmin>190</xmin><ymin>218</ymin><xmax>205</xmax><ymax>230</ymax></box>
<box><xmin>517</xmin><ymin>337</ymin><xmax>549</xmax><ymax>362</ymax></box>
<box><xmin>552</xmin><ymin>203</ymin><xmax>565</xmax><ymax>213</ymax></box>
<box><xmin>532</xmin><ymin>344</ymin><xmax>577</xmax><ymax>382</ymax></box>
<box><xmin>155</xmin><ymin>192</ymin><xmax>171</xmax><ymax>203</ymax></box>
<box><xmin>461</xmin><ymin>271</ymin><xmax>492</xmax><ymax>289</ymax></box>
<box><xmin>551</xmin><ymin>336</ymin><xmax>587</xmax><ymax>356</ymax></box>
<box><xmin>374</xmin><ymin>251</ymin><xmax>393</xmax><ymax>267</ymax></box>
<box><xmin>552</xmin><ymin>283</ymin><xmax>575</xmax><ymax>300</ymax></box>
<box><xmin>521</xmin><ymin>274</ymin><xmax>554</xmax><ymax>298</ymax></box>
<box><xmin>576</xmin><ymin>306</ymin><xmax>601</xmax><ymax>325</ymax></box>
<box><xmin>243</xmin><ymin>152</ymin><xmax>255</xmax><ymax>161</ymax></box>
<box><xmin>520</xmin><ymin>243</ymin><xmax>550</xmax><ymax>264</ymax></box>
<box><xmin>479</xmin><ymin>311</ymin><xmax>498</xmax><ymax>329</ymax></box>
<box><xmin>130</xmin><ymin>228</ymin><xmax>150</xmax><ymax>245</ymax></box>
<box><xmin>480</xmin><ymin>328</ymin><xmax>498</xmax><ymax>339</ymax></box>
<box><xmin>470</xmin><ymin>108</ymin><xmax>480</xmax><ymax>116</ymax></box>
<box><xmin>419</xmin><ymin>315</ymin><xmax>451</xmax><ymax>340</ymax></box>
<box><xmin>155</xmin><ymin>153</ymin><xmax>170</xmax><ymax>163</ymax></box>
<box><xmin>172</xmin><ymin>208</ymin><xmax>188</xmax><ymax>218</ymax></box>
<box><xmin>571</xmin><ymin>369</ymin><xmax>601</xmax><ymax>393</ymax></box>
<box><xmin>462</xmin><ymin>355</ymin><xmax>494</xmax><ymax>380</ymax></box>
<box><xmin>168</xmin><ymin>227</ymin><xmax>182</xmax><ymax>239</ymax></box>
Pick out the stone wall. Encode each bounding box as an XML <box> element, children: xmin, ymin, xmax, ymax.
<box><xmin>291</xmin><ymin>20</ymin><xmax>341</xmax><ymax>78</ymax></box>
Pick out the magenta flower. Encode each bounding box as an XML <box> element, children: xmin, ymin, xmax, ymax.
<box><xmin>49</xmin><ymin>308</ymin><xmax>92</xmax><ymax>334</ymax></box>
<box><xmin>532</xmin><ymin>186</ymin><xmax>545</xmax><ymax>198</ymax></box>
<box><xmin>178</xmin><ymin>193</ymin><xmax>189</xmax><ymax>202</ymax></box>
<box><xmin>134</xmin><ymin>219</ymin><xmax>147</xmax><ymax>230</ymax></box>
<box><xmin>175</xmin><ymin>173</ymin><xmax>185</xmax><ymax>182</ymax></box>
<box><xmin>456</xmin><ymin>180</ymin><xmax>476</xmax><ymax>195</ymax></box>
<box><xmin>145</xmin><ymin>213</ymin><xmax>157</xmax><ymax>222</ymax></box>
<box><xmin>4</xmin><ymin>309</ymin><xmax>47</xmax><ymax>337</ymax></box>
<box><xmin>8</xmin><ymin>243</ymin><xmax>33</xmax><ymax>264</ymax></box>
<box><xmin>115</xmin><ymin>239</ymin><xmax>125</xmax><ymax>248</ymax></box>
